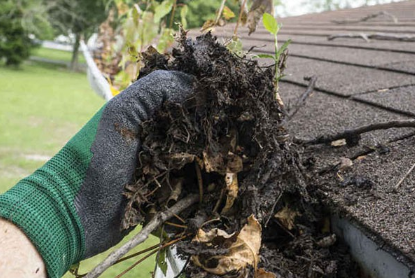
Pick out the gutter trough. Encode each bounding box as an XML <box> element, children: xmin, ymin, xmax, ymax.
<box><xmin>331</xmin><ymin>214</ymin><xmax>414</xmax><ymax>278</ymax></box>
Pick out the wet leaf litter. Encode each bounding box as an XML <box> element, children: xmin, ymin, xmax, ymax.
<box><xmin>122</xmin><ymin>32</ymin><xmax>360</xmax><ymax>278</ymax></box>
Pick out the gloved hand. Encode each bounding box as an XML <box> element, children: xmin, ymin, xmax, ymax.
<box><xmin>0</xmin><ymin>70</ymin><xmax>195</xmax><ymax>278</ymax></box>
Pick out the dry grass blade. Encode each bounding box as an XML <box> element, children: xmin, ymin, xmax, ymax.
<box><xmin>115</xmin><ymin>249</ymin><xmax>159</xmax><ymax>278</ymax></box>
<box><xmin>115</xmin><ymin>235</ymin><xmax>188</xmax><ymax>278</ymax></box>
<box><xmin>287</xmin><ymin>76</ymin><xmax>317</xmax><ymax>120</ymax></box>
<box><xmin>394</xmin><ymin>161</ymin><xmax>415</xmax><ymax>191</ymax></box>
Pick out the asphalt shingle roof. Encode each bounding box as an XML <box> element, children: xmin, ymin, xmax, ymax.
<box><xmin>203</xmin><ymin>0</ymin><xmax>415</xmax><ymax>271</ymax></box>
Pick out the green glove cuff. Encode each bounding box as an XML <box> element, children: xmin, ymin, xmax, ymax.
<box><xmin>0</xmin><ymin>106</ymin><xmax>104</xmax><ymax>278</ymax></box>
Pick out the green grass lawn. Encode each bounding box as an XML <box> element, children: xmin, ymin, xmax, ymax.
<box><xmin>32</xmin><ymin>47</ymin><xmax>86</xmax><ymax>64</ymax></box>
<box><xmin>0</xmin><ymin>60</ymin><xmax>157</xmax><ymax>277</ymax></box>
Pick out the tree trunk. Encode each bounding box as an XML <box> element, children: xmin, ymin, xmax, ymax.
<box><xmin>70</xmin><ymin>33</ymin><xmax>81</xmax><ymax>71</ymax></box>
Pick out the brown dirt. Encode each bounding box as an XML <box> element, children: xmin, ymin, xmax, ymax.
<box><xmin>122</xmin><ymin>32</ymin><xmax>361</xmax><ymax>278</ymax></box>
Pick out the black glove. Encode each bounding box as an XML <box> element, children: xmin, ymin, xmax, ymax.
<box><xmin>0</xmin><ymin>70</ymin><xmax>195</xmax><ymax>278</ymax></box>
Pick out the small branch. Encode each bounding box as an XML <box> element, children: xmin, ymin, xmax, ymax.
<box><xmin>328</xmin><ymin>33</ymin><xmax>415</xmax><ymax>42</ymax></box>
<box><xmin>215</xmin><ymin>0</ymin><xmax>227</xmax><ymax>25</ymax></box>
<box><xmin>169</xmin><ymin>0</ymin><xmax>178</xmax><ymax>29</ymax></box>
<box><xmin>394</xmin><ymin>162</ymin><xmax>415</xmax><ymax>191</ymax></box>
<box><xmin>264</xmin><ymin>191</ymin><xmax>282</xmax><ymax>228</ymax></box>
<box><xmin>172</xmin><ymin>213</ymin><xmax>186</xmax><ymax>224</ymax></box>
<box><xmin>165</xmin><ymin>221</ymin><xmax>187</xmax><ymax>229</ymax></box>
<box><xmin>332</xmin><ymin>11</ymin><xmax>398</xmax><ymax>24</ymax></box>
<box><xmin>116</xmin><ymin>236</ymin><xmax>187</xmax><ymax>278</ymax></box>
<box><xmin>213</xmin><ymin>187</ymin><xmax>225</xmax><ymax>214</ymax></box>
<box><xmin>115</xmin><ymin>249</ymin><xmax>159</xmax><ymax>278</ymax></box>
<box><xmin>195</xmin><ymin>162</ymin><xmax>204</xmax><ymax>204</ymax></box>
<box><xmin>287</xmin><ymin>76</ymin><xmax>317</xmax><ymax>120</ymax></box>
<box><xmin>115</xmin><ymin>235</ymin><xmax>187</xmax><ymax>278</ymax></box>
<box><xmin>328</xmin><ymin>33</ymin><xmax>370</xmax><ymax>42</ymax></box>
<box><xmin>233</xmin><ymin>0</ymin><xmax>248</xmax><ymax>39</ymax></box>
<box><xmin>302</xmin><ymin>120</ymin><xmax>415</xmax><ymax>146</ymax></box>
<box><xmin>84</xmin><ymin>194</ymin><xmax>198</xmax><ymax>278</ymax></box>
<box><xmin>114</xmin><ymin>243</ymin><xmax>159</xmax><ymax>265</ymax></box>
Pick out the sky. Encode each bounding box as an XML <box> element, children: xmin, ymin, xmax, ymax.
<box><xmin>275</xmin><ymin>0</ymin><xmax>407</xmax><ymax>17</ymax></box>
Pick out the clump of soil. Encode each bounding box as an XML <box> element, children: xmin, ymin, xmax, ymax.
<box><xmin>123</xmin><ymin>31</ymin><xmax>359</xmax><ymax>277</ymax></box>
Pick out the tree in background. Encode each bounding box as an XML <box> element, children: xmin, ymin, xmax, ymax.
<box><xmin>48</xmin><ymin>0</ymin><xmax>108</xmax><ymax>70</ymax></box>
<box><xmin>0</xmin><ymin>0</ymin><xmax>53</xmax><ymax>66</ymax></box>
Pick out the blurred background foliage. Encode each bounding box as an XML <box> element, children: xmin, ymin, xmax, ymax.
<box><xmin>0</xmin><ymin>0</ymin><xmax>404</xmax><ymax>67</ymax></box>
<box><xmin>0</xmin><ymin>0</ymin><xmax>240</xmax><ymax>68</ymax></box>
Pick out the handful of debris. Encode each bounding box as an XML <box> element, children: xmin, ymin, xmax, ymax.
<box><xmin>118</xmin><ymin>31</ymin><xmax>357</xmax><ymax>278</ymax></box>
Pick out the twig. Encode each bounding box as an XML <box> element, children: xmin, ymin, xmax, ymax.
<box><xmin>119</xmin><ymin>236</ymin><xmax>188</xmax><ymax>278</ymax></box>
<box><xmin>113</xmin><ymin>236</ymin><xmax>189</xmax><ymax>278</ymax></box>
<box><xmin>316</xmin><ymin>131</ymin><xmax>415</xmax><ymax>176</ymax></box>
<box><xmin>275</xmin><ymin>219</ymin><xmax>295</xmax><ymax>239</ymax></box>
<box><xmin>233</xmin><ymin>0</ymin><xmax>248</xmax><ymax>39</ymax></box>
<box><xmin>394</xmin><ymin>161</ymin><xmax>415</xmax><ymax>191</ymax></box>
<box><xmin>302</xmin><ymin>120</ymin><xmax>415</xmax><ymax>146</ymax></box>
<box><xmin>84</xmin><ymin>194</ymin><xmax>198</xmax><ymax>278</ymax></box>
<box><xmin>195</xmin><ymin>162</ymin><xmax>204</xmax><ymax>204</ymax></box>
<box><xmin>114</xmin><ymin>243</ymin><xmax>160</xmax><ymax>265</ymax></box>
<box><xmin>215</xmin><ymin>0</ymin><xmax>227</xmax><ymax>25</ymax></box>
<box><xmin>165</xmin><ymin>221</ymin><xmax>187</xmax><ymax>229</ymax></box>
<box><xmin>115</xmin><ymin>249</ymin><xmax>159</xmax><ymax>278</ymax></box>
<box><xmin>200</xmin><ymin>217</ymin><xmax>221</xmax><ymax>228</ymax></box>
<box><xmin>264</xmin><ymin>191</ymin><xmax>283</xmax><ymax>228</ymax></box>
<box><xmin>172</xmin><ymin>213</ymin><xmax>186</xmax><ymax>224</ymax></box>
<box><xmin>328</xmin><ymin>33</ymin><xmax>370</xmax><ymax>42</ymax></box>
<box><xmin>328</xmin><ymin>33</ymin><xmax>415</xmax><ymax>42</ymax></box>
<box><xmin>287</xmin><ymin>76</ymin><xmax>317</xmax><ymax>120</ymax></box>
<box><xmin>213</xmin><ymin>187</ymin><xmax>226</xmax><ymax>213</ymax></box>
<box><xmin>332</xmin><ymin>11</ymin><xmax>398</xmax><ymax>24</ymax></box>
<box><xmin>169</xmin><ymin>0</ymin><xmax>178</xmax><ymax>29</ymax></box>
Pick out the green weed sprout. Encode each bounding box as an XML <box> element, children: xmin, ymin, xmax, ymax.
<box><xmin>257</xmin><ymin>13</ymin><xmax>291</xmax><ymax>99</ymax></box>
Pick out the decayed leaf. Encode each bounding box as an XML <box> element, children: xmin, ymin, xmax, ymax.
<box><xmin>338</xmin><ymin>157</ymin><xmax>353</xmax><ymax>172</ymax></box>
<box><xmin>203</xmin><ymin>149</ymin><xmax>242</xmax><ymax>213</ymax></box>
<box><xmin>257</xmin><ymin>268</ymin><xmax>277</xmax><ymax>278</ymax></box>
<box><xmin>193</xmin><ymin>227</ymin><xmax>236</xmax><ymax>243</ymax></box>
<box><xmin>169</xmin><ymin>152</ymin><xmax>195</xmax><ymax>170</ymax></box>
<box><xmin>222</xmin><ymin>152</ymin><xmax>243</xmax><ymax>213</ymax></box>
<box><xmin>167</xmin><ymin>178</ymin><xmax>183</xmax><ymax>207</ymax></box>
<box><xmin>203</xmin><ymin>150</ymin><xmax>225</xmax><ymax>173</ymax></box>
<box><xmin>330</xmin><ymin>139</ymin><xmax>347</xmax><ymax>147</ymax></box>
<box><xmin>201</xmin><ymin>19</ymin><xmax>216</xmax><ymax>32</ymax></box>
<box><xmin>247</xmin><ymin>0</ymin><xmax>274</xmax><ymax>35</ymax></box>
<box><xmin>227</xmin><ymin>152</ymin><xmax>243</xmax><ymax>173</ymax></box>
<box><xmin>316</xmin><ymin>234</ymin><xmax>337</xmax><ymax>248</ymax></box>
<box><xmin>239</xmin><ymin>0</ymin><xmax>248</xmax><ymax>25</ymax></box>
<box><xmin>356</xmin><ymin>155</ymin><xmax>367</xmax><ymax>161</ymax></box>
<box><xmin>222</xmin><ymin>172</ymin><xmax>239</xmax><ymax>213</ymax></box>
<box><xmin>274</xmin><ymin>205</ymin><xmax>300</xmax><ymax>230</ymax></box>
<box><xmin>223</xmin><ymin>6</ymin><xmax>236</xmax><ymax>20</ymax></box>
<box><xmin>192</xmin><ymin>215</ymin><xmax>262</xmax><ymax>275</ymax></box>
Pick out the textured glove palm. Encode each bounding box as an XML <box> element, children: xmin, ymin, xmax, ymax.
<box><xmin>0</xmin><ymin>70</ymin><xmax>194</xmax><ymax>278</ymax></box>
